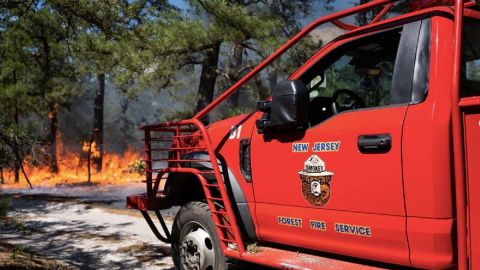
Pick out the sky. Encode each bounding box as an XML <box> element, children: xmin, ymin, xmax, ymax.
<box><xmin>168</xmin><ymin>0</ymin><xmax>360</xmax><ymax>25</ymax></box>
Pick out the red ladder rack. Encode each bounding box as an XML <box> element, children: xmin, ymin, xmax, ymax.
<box><xmin>142</xmin><ymin>119</ymin><xmax>245</xmax><ymax>255</ymax></box>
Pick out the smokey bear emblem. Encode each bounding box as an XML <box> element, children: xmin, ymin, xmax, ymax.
<box><xmin>299</xmin><ymin>155</ymin><xmax>333</xmax><ymax>207</ymax></box>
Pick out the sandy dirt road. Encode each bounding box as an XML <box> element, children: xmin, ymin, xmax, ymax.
<box><xmin>1</xmin><ymin>184</ymin><xmax>174</xmax><ymax>270</ymax></box>
<box><xmin>1</xmin><ymin>184</ymin><xmax>273</xmax><ymax>270</ymax></box>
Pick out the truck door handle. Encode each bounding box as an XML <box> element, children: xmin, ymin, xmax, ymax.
<box><xmin>358</xmin><ymin>134</ymin><xmax>391</xmax><ymax>154</ymax></box>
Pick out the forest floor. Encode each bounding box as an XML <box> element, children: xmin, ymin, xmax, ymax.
<box><xmin>0</xmin><ymin>184</ymin><xmax>175</xmax><ymax>270</ymax></box>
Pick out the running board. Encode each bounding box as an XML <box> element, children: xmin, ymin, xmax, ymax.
<box><xmin>224</xmin><ymin>247</ymin><xmax>387</xmax><ymax>270</ymax></box>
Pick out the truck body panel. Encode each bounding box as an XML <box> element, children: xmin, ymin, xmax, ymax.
<box><xmin>126</xmin><ymin>1</ymin><xmax>480</xmax><ymax>269</ymax></box>
<box><xmin>463</xmin><ymin>104</ymin><xmax>480</xmax><ymax>270</ymax></box>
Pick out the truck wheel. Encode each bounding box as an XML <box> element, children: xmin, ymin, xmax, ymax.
<box><xmin>172</xmin><ymin>201</ymin><xmax>229</xmax><ymax>270</ymax></box>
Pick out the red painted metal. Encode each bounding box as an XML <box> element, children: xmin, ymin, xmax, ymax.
<box><xmin>371</xmin><ymin>3</ymin><xmax>394</xmax><ymax>23</ymax></box>
<box><xmin>138</xmin><ymin>119</ymin><xmax>246</xmax><ymax>254</ymax></box>
<box><xmin>460</xmin><ymin>97</ymin><xmax>480</xmax><ymax>108</ymax></box>
<box><xmin>451</xmin><ymin>1</ymin><xmax>468</xmax><ymax>270</ymax></box>
<box><xmin>331</xmin><ymin>19</ymin><xmax>358</xmax><ymax>31</ymax></box>
<box><xmin>462</xmin><ymin>101</ymin><xmax>480</xmax><ymax>269</ymax></box>
<box><xmin>144</xmin><ymin>128</ymin><xmax>152</xmax><ymax>195</ymax></box>
<box><xmin>127</xmin><ymin>193</ymin><xmax>168</xmax><ymax>211</ymax></box>
<box><xmin>223</xmin><ymin>247</ymin><xmax>387</xmax><ymax>270</ymax></box>
<box><xmin>400</xmin><ymin>14</ymin><xmax>456</xmax><ymax>268</ymax></box>
<box><xmin>126</xmin><ymin>0</ymin><xmax>480</xmax><ymax>268</ymax></box>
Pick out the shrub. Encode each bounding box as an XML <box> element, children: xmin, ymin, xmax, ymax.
<box><xmin>0</xmin><ymin>193</ymin><xmax>11</xmax><ymax>218</ymax></box>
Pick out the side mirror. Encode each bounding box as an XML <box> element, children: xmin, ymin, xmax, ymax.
<box><xmin>256</xmin><ymin>80</ymin><xmax>309</xmax><ymax>133</ymax></box>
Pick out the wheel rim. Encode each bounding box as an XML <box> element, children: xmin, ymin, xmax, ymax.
<box><xmin>179</xmin><ymin>221</ymin><xmax>215</xmax><ymax>270</ymax></box>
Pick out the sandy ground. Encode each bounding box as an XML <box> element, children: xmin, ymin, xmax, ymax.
<box><xmin>0</xmin><ymin>184</ymin><xmax>175</xmax><ymax>270</ymax></box>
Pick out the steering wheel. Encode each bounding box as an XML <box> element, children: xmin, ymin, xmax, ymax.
<box><xmin>331</xmin><ymin>89</ymin><xmax>366</xmax><ymax>114</ymax></box>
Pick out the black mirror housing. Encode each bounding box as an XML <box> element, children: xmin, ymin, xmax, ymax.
<box><xmin>256</xmin><ymin>80</ymin><xmax>309</xmax><ymax>133</ymax></box>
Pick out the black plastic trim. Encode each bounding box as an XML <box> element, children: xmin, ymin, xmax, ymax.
<box><xmin>391</xmin><ymin>20</ymin><xmax>422</xmax><ymax>104</ymax></box>
<box><xmin>411</xmin><ymin>19</ymin><xmax>431</xmax><ymax>104</ymax></box>
<box><xmin>239</xmin><ymin>139</ymin><xmax>252</xmax><ymax>182</ymax></box>
<box><xmin>358</xmin><ymin>134</ymin><xmax>392</xmax><ymax>154</ymax></box>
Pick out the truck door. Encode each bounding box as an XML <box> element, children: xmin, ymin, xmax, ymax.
<box><xmin>461</xmin><ymin>15</ymin><xmax>480</xmax><ymax>270</ymax></box>
<box><xmin>250</xmin><ymin>20</ymin><xmax>430</xmax><ymax>266</ymax></box>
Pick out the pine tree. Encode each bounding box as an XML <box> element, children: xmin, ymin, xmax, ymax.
<box><xmin>48</xmin><ymin>0</ymin><xmax>172</xmax><ymax>172</ymax></box>
<box><xmin>0</xmin><ymin>1</ymin><xmax>81</xmax><ymax>174</ymax></box>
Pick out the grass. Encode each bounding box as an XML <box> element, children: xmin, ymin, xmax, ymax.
<box><xmin>11</xmin><ymin>244</ymin><xmax>25</xmax><ymax>259</ymax></box>
<box><xmin>0</xmin><ymin>241</ymin><xmax>69</xmax><ymax>269</ymax></box>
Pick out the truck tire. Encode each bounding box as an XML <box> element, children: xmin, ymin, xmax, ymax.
<box><xmin>172</xmin><ymin>201</ymin><xmax>232</xmax><ymax>270</ymax></box>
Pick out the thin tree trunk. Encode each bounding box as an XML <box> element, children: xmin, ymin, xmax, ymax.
<box><xmin>0</xmin><ymin>165</ymin><xmax>4</xmax><ymax>184</ymax></box>
<box><xmin>13</xmin><ymin>163</ymin><xmax>19</xmax><ymax>183</ymax></box>
<box><xmin>12</xmin><ymin>147</ymin><xmax>32</xmax><ymax>188</ymax></box>
<box><xmin>92</xmin><ymin>73</ymin><xmax>105</xmax><ymax>172</ymax></box>
<box><xmin>13</xmin><ymin>98</ymin><xmax>20</xmax><ymax>183</ymax></box>
<box><xmin>228</xmin><ymin>44</ymin><xmax>244</xmax><ymax>107</ymax></box>
<box><xmin>87</xmin><ymin>134</ymin><xmax>94</xmax><ymax>184</ymax></box>
<box><xmin>18</xmin><ymin>159</ymin><xmax>32</xmax><ymax>189</ymax></box>
<box><xmin>195</xmin><ymin>41</ymin><xmax>222</xmax><ymax>124</ymax></box>
<box><xmin>48</xmin><ymin>102</ymin><xmax>59</xmax><ymax>173</ymax></box>
<box><xmin>40</xmin><ymin>27</ymin><xmax>57</xmax><ymax>173</ymax></box>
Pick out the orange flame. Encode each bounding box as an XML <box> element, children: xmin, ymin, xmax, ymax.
<box><xmin>82</xmin><ymin>141</ymin><xmax>101</xmax><ymax>158</ymax></box>
<box><xmin>2</xmin><ymin>144</ymin><xmax>143</xmax><ymax>188</ymax></box>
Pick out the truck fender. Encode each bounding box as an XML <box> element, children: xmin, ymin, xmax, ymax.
<box><xmin>165</xmin><ymin>151</ymin><xmax>257</xmax><ymax>241</ymax></box>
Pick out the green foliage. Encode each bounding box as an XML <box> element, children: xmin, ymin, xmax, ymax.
<box><xmin>12</xmin><ymin>244</ymin><xmax>26</xmax><ymax>260</ymax></box>
<box><xmin>0</xmin><ymin>0</ymin><xmax>356</xmax><ymax>176</ymax></box>
<box><xmin>125</xmin><ymin>160</ymin><xmax>146</xmax><ymax>175</ymax></box>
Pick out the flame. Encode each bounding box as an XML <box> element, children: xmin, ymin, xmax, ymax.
<box><xmin>82</xmin><ymin>141</ymin><xmax>101</xmax><ymax>158</ymax></box>
<box><xmin>2</xmin><ymin>144</ymin><xmax>143</xmax><ymax>188</ymax></box>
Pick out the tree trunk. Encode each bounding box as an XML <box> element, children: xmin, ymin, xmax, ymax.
<box><xmin>13</xmin><ymin>162</ymin><xmax>20</xmax><ymax>183</ymax></box>
<box><xmin>13</xmin><ymin>149</ymin><xmax>32</xmax><ymax>188</ymax></box>
<box><xmin>48</xmin><ymin>101</ymin><xmax>59</xmax><ymax>173</ymax></box>
<box><xmin>87</xmin><ymin>134</ymin><xmax>94</xmax><ymax>183</ymax></box>
<box><xmin>13</xmin><ymin>99</ymin><xmax>20</xmax><ymax>183</ymax></box>
<box><xmin>228</xmin><ymin>44</ymin><xmax>244</xmax><ymax>107</ymax></box>
<box><xmin>0</xmin><ymin>165</ymin><xmax>4</xmax><ymax>184</ymax></box>
<box><xmin>92</xmin><ymin>73</ymin><xmax>105</xmax><ymax>172</ymax></box>
<box><xmin>194</xmin><ymin>41</ymin><xmax>222</xmax><ymax>124</ymax></box>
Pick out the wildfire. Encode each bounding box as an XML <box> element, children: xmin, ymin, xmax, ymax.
<box><xmin>2</xmin><ymin>143</ymin><xmax>144</xmax><ymax>188</ymax></box>
<box><xmin>82</xmin><ymin>141</ymin><xmax>101</xmax><ymax>158</ymax></box>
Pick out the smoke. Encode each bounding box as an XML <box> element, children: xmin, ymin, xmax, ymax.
<box><xmin>309</xmin><ymin>24</ymin><xmax>346</xmax><ymax>45</ymax></box>
<box><xmin>58</xmin><ymin>77</ymin><xmax>193</xmax><ymax>155</ymax></box>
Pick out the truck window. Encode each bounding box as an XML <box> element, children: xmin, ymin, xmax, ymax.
<box><xmin>302</xmin><ymin>28</ymin><xmax>404</xmax><ymax>126</ymax></box>
<box><xmin>462</xmin><ymin>17</ymin><xmax>480</xmax><ymax>97</ymax></box>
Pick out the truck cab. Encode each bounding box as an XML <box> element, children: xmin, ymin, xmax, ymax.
<box><xmin>127</xmin><ymin>1</ymin><xmax>480</xmax><ymax>269</ymax></box>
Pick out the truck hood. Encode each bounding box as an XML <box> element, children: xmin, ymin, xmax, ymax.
<box><xmin>206</xmin><ymin>113</ymin><xmax>255</xmax><ymax>149</ymax></box>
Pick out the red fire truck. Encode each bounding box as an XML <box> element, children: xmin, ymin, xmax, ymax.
<box><xmin>127</xmin><ymin>0</ymin><xmax>480</xmax><ymax>269</ymax></box>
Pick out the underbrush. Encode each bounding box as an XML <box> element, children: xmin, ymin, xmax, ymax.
<box><xmin>0</xmin><ymin>194</ymin><xmax>10</xmax><ymax>218</ymax></box>
<box><xmin>0</xmin><ymin>193</ymin><xmax>26</xmax><ymax>231</ymax></box>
